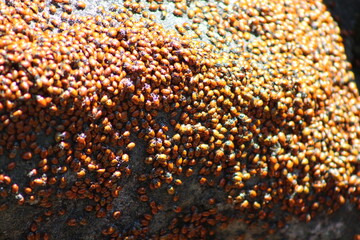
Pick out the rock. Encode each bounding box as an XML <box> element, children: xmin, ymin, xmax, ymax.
<box><xmin>0</xmin><ymin>0</ymin><xmax>359</xmax><ymax>239</ymax></box>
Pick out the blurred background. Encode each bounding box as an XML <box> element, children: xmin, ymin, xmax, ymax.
<box><xmin>323</xmin><ymin>0</ymin><xmax>360</xmax><ymax>86</ymax></box>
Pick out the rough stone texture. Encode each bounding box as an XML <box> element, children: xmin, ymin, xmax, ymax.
<box><xmin>0</xmin><ymin>0</ymin><xmax>359</xmax><ymax>240</ymax></box>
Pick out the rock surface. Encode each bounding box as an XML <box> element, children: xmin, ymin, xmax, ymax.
<box><xmin>0</xmin><ymin>0</ymin><xmax>359</xmax><ymax>240</ymax></box>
